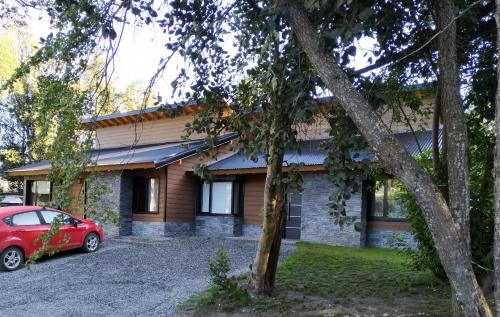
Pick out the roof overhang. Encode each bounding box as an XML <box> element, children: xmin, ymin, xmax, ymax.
<box><xmin>6</xmin><ymin>134</ymin><xmax>237</xmax><ymax>177</ymax></box>
<box><xmin>7</xmin><ymin>162</ymin><xmax>156</xmax><ymax>177</ymax></box>
<box><xmin>82</xmin><ymin>100</ymin><xmax>232</xmax><ymax>129</ymax></box>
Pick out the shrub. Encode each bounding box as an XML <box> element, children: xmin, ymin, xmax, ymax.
<box><xmin>393</xmin><ymin>151</ymin><xmax>446</xmax><ymax>280</ymax></box>
<box><xmin>208</xmin><ymin>245</ymin><xmax>231</xmax><ymax>290</ymax></box>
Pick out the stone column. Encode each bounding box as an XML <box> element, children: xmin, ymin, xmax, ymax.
<box><xmin>119</xmin><ymin>171</ymin><xmax>133</xmax><ymax>236</ymax></box>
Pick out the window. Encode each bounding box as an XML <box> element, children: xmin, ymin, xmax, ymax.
<box><xmin>26</xmin><ymin>180</ymin><xmax>51</xmax><ymax>206</ymax></box>
<box><xmin>12</xmin><ymin>211</ymin><xmax>42</xmax><ymax>226</ymax></box>
<box><xmin>132</xmin><ymin>178</ymin><xmax>160</xmax><ymax>213</ymax></box>
<box><xmin>200</xmin><ymin>181</ymin><xmax>242</xmax><ymax>215</ymax></box>
<box><xmin>40</xmin><ymin>210</ymin><xmax>73</xmax><ymax>225</ymax></box>
<box><xmin>369</xmin><ymin>179</ymin><xmax>407</xmax><ymax>220</ymax></box>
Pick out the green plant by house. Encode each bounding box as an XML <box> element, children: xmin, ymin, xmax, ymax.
<box><xmin>208</xmin><ymin>246</ymin><xmax>231</xmax><ymax>290</ymax></box>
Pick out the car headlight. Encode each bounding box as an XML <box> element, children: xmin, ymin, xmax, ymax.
<box><xmin>95</xmin><ymin>221</ymin><xmax>101</xmax><ymax>227</ymax></box>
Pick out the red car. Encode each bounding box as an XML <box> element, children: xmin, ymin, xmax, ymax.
<box><xmin>0</xmin><ymin>206</ymin><xmax>104</xmax><ymax>271</ymax></box>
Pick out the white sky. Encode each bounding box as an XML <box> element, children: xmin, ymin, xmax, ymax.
<box><xmin>24</xmin><ymin>8</ymin><xmax>378</xmax><ymax>104</ymax></box>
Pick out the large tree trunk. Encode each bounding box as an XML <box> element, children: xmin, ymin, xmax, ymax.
<box><xmin>493</xmin><ymin>1</ymin><xmax>500</xmax><ymax>314</ymax></box>
<box><xmin>432</xmin><ymin>87</ymin><xmax>449</xmax><ymax>200</ymax></box>
<box><xmin>248</xmin><ymin>114</ymin><xmax>287</xmax><ymax>295</ymax></box>
<box><xmin>432</xmin><ymin>0</ymin><xmax>471</xmax><ymax>257</ymax></box>
<box><xmin>432</xmin><ymin>1</ymin><xmax>471</xmax><ymax>314</ymax></box>
<box><xmin>283</xmin><ymin>1</ymin><xmax>492</xmax><ymax>315</ymax></box>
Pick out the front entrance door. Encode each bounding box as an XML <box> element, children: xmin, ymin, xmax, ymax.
<box><xmin>284</xmin><ymin>192</ymin><xmax>302</xmax><ymax>240</ymax></box>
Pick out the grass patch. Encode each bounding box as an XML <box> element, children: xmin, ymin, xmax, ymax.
<box><xmin>180</xmin><ymin>242</ymin><xmax>451</xmax><ymax>316</ymax></box>
<box><xmin>277</xmin><ymin>243</ymin><xmax>444</xmax><ymax>298</ymax></box>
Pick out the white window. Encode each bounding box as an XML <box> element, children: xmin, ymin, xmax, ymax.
<box><xmin>201</xmin><ymin>182</ymin><xmax>210</xmax><ymax>213</ymax></box>
<box><xmin>132</xmin><ymin>177</ymin><xmax>160</xmax><ymax>213</ymax></box>
<box><xmin>201</xmin><ymin>182</ymin><xmax>240</xmax><ymax>215</ymax></box>
<box><xmin>27</xmin><ymin>180</ymin><xmax>51</xmax><ymax>206</ymax></box>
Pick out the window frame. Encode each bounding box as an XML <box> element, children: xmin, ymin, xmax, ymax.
<box><xmin>132</xmin><ymin>177</ymin><xmax>161</xmax><ymax>214</ymax></box>
<box><xmin>367</xmin><ymin>178</ymin><xmax>407</xmax><ymax>222</ymax></box>
<box><xmin>25</xmin><ymin>180</ymin><xmax>52</xmax><ymax>206</ymax></box>
<box><xmin>198</xmin><ymin>180</ymin><xmax>243</xmax><ymax>216</ymax></box>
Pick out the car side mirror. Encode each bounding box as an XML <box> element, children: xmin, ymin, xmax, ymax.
<box><xmin>72</xmin><ymin>219</ymin><xmax>78</xmax><ymax>228</ymax></box>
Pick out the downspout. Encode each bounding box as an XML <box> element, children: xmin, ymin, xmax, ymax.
<box><xmin>163</xmin><ymin>166</ymin><xmax>168</xmax><ymax>223</ymax></box>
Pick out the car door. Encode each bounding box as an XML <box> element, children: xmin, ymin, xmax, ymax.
<box><xmin>10</xmin><ymin>211</ymin><xmax>47</xmax><ymax>256</ymax></box>
<box><xmin>39</xmin><ymin>210</ymin><xmax>81</xmax><ymax>250</ymax></box>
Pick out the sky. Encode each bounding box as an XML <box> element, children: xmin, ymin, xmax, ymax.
<box><xmin>24</xmin><ymin>6</ymin><xmax>378</xmax><ymax>105</ymax></box>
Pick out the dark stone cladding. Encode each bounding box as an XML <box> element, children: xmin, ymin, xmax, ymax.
<box><xmin>165</xmin><ymin>221</ymin><xmax>195</xmax><ymax>237</ymax></box>
<box><xmin>119</xmin><ymin>171</ymin><xmax>133</xmax><ymax>236</ymax></box>
<box><xmin>195</xmin><ymin>215</ymin><xmax>242</xmax><ymax>237</ymax></box>
<box><xmin>300</xmin><ymin>172</ymin><xmax>364</xmax><ymax>247</ymax></box>
<box><xmin>242</xmin><ymin>224</ymin><xmax>262</xmax><ymax>238</ymax></box>
<box><xmin>367</xmin><ymin>229</ymin><xmax>417</xmax><ymax>249</ymax></box>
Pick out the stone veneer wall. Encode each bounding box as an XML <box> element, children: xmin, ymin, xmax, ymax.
<box><xmin>86</xmin><ymin>171</ymin><xmax>123</xmax><ymax>237</ymax></box>
<box><xmin>132</xmin><ymin>221</ymin><xmax>166</xmax><ymax>237</ymax></box>
<box><xmin>195</xmin><ymin>215</ymin><xmax>242</xmax><ymax>237</ymax></box>
<box><xmin>165</xmin><ymin>221</ymin><xmax>195</xmax><ymax>237</ymax></box>
<box><xmin>242</xmin><ymin>224</ymin><xmax>262</xmax><ymax>238</ymax></box>
<box><xmin>367</xmin><ymin>229</ymin><xmax>417</xmax><ymax>249</ymax></box>
<box><xmin>119</xmin><ymin>171</ymin><xmax>133</xmax><ymax>236</ymax></box>
<box><xmin>301</xmin><ymin>172</ymin><xmax>364</xmax><ymax>247</ymax></box>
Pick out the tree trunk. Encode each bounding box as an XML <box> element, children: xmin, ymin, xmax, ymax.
<box><xmin>432</xmin><ymin>0</ymin><xmax>471</xmax><ymax>257</ymax></box>
<box><xmin>432</xmin><ymin>1</ymin><xmax>471</xmax><ymax>314</ymax></box>
<box><xmin>432</xmin><ymin>86</ymin><xmax>449</xmax><ymax>200</ymax></box>
<box><xmin>248</xmin><ymin>113</ymin><xmax>287</xmax><ymax>295</ymax></box>
<box><xmin>493</xmin><ymin>1</ymin><xmax>500</xmax><ymax>314</ymax></box>
<box><xmin>283</xmin><ymin>1</ymin><xmax>492</xmax><ymax>315</ymax></box>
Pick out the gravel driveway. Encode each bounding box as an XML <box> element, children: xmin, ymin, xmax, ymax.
<box><xmin>0</xmin><ymin>236</ymin><xmax>296</xmax><ymax>317</ymax></box>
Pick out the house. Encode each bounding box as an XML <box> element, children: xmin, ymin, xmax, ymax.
<box><xmin>0</xmin><ymin>173</ymin><xmax>10</xmax><ymax>193</ymax></box>
<box><xmin>5</xmin><ymin>93</ymin><xmax>437</xmax><ymax>248</ymax></box>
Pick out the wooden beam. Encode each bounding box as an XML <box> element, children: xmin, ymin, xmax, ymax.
<box><xmin>6</xmin><ymin>170</ymin><xmax>50</xmax><ymax>177</ymax></box>
<box><xmin>206</xmin><ymin>164</ymin><xmax>325</xmax><ymax>175</ymax></box>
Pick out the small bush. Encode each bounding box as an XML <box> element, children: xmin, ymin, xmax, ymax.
<box><xmin>208</xmin><ymin>245</ymin><xmax>231</xmax><ymax>290</ymax></box>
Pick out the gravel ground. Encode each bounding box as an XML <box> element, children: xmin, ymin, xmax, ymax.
<box><xmin>0</xmin><ymin>236</ymin><xmax>296</xmax><ymax>317</ymax></box>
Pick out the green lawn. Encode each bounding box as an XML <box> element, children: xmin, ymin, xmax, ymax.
<box><xmin>180</xmin><ymin>242</ymin><xmax>451</xmax><ymax>316</ymax></box>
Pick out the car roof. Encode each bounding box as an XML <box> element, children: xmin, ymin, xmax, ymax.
<box><xmin>0</xmin><ymin>206</ymin><xmax>50</xmax><ymax>217</ymax></box>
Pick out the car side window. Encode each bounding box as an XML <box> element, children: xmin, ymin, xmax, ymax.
<box><xmin>11</xmin><ymin>212</ymin><xmax>42</xmax><ymax>226</ymax></box>
<box><xmin>40</xmin><ymin>210</ymin><xmax>73</xmax><ymax>225</ymax></box>
<box><xmin>3</xmin><ymin>216</ymin><xmax>12</xmax><ymax>226</ymax></box>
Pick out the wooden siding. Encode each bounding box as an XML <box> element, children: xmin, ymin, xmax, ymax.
<box><xmin>24</xmin><ymin>175</ymin><xmax>86</xmax><ymax>218</ymax></box>
<box><xmin>166</xmin><ymin>143</ymin><xmax>235</xmax><ymax>223</ymax></box>
<box><xmin>131</xmin><ymin>167</ymin><xmax>167</xmax><ymax>222</ymax></box>
<box><xmin>242</xmin><ymin>174</ymin><xmax>266</xmax><ymax>225</ymax></box>
<box><xmin>296</xmin><ymin>114</ymin><xmax>331</xmax><ymax>140</ymax></box>
<box><xmin>379</xmin><ymin>95</ymin><xmax>435</xmax><ymax>133</ymax></box>
<box><xmin>94</xmin><ymin>114</ymin><xmax>204</xmax><ymax>149</ymax></box>
<box><xmin>69</xmin><ymin>180</ymin><xmax>85</xmax><ymax>218</ymax></box>
<box><xmin>367</xmin><ymin>220</ymin><xmax>411</xmax><ymax>231</ymax></box>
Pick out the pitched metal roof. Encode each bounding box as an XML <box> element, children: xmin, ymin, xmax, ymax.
<box><xmin>207</xmin><ymin>130</ymin><xmax>440</xmax><ymax>171</ymax></box>
<box><xmin>6</xmin><ymin>134</ymin><xmax>236</xmax><ymax>174</ymax></box>
<box><xmin>81</xmin><ymin>100</ymin><xmax>198</xmax><ymax>124</ymax></box>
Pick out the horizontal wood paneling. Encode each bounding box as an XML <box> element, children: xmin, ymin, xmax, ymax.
<box><xmin>165</xmin><ymin>143</ymin><xmax>235</xmax><ymax>223</ymax></box>
<box><xmin>296</xmin><ymin>114</ymin><xmax>331</xmax><ymax>140</ymax></box>
<box><xmin>367</xmin><ymin>220</ymin><xmax>411</xmax><ymax>231</ymax></box>
<box><xmin>69</xmin><ymin>180</ymin><xmax>85</xmax><ymax>217</ymax></box>
<box><xmin>379</xmin><ymin>96</ymin><xmax>434</xmax><ymax>133</ymax></box>
<box><xmin>243</xmin><ymin>174</ymin><xmax>266</xmax><ymax>225</ymax></box>
<box><xmin>95</xmin><ymin>114</ymin><xmax>204</xmax><ymax>149</ymax></box>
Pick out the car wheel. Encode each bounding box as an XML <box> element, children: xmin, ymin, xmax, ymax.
<box><xmin>1</xmin><ymin>247</ymin><xmax>24</xmax><ymax>272</ymax></box>
<box><xmin>82</xmin><ymin>233</ymin><xmax>100</xmax><ymax>253</ymax></box>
